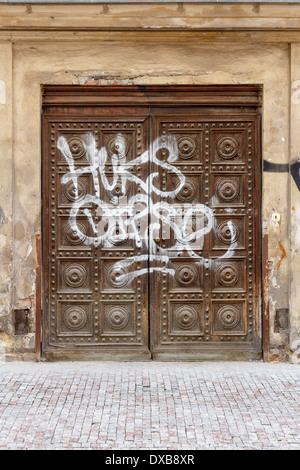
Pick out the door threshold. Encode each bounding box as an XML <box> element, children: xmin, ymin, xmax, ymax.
<box><xmin>42</xmin><ymin>349</ymin><xmax>152</xmax><ymax>362</ymax></box>
<box><xmin>152</xmin><ymin>349</ymin><xmax>262</xmax><ymax>362</ymax></box>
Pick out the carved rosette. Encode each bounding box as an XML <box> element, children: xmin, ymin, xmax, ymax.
<box><xmin>174</xmin><ymin>305</ymin><xmax>198</xmax><ymax>330</ymax></box>
<box><xmin>217</xmin><ymin>306</ymin><xmax>240</xmax><ymax>329</ymax></box>
<box><xmin>105</xmin><ymin>306</ymin><xmax>129</xmax><ymax>330</ymax></box>
<box><xmin>65</xmin><ymin>136</ymin><xmax>87</xmax><ymax>160</ymax></box>
<box><xmin>175</xmin><ymin>264</ymin><xmax>198</xmax><ymax>287</ymax></box>
<box><xmin>107</xmin><ymin>226</ymin><xmax>129</xmax><ymax>246</ymax></box>
<box><xmin>107</xmin><ymin>265</ymin><xmax>128</xmax><ymax>288</ymax></box>
<box><xmin>63</xmin><ymin>180</ymin><xmax>87</xmax><ymax>202</ymax></box>
<box><xmin>216</xmin><ymin>136</ymin><xmax>238</xmax><ymax>159</ymax></box>
<box><xmin>106</xmin><ymin>180</ymin><xmax>128</xmax><ymax>205</ymax></box>
<box><xmin>63</xmin><ymin>306</ymin><xmax>87</xmax><ymax>330</ymax></box>
<box><xmin>107</xmin><ymin>135</ymin><xmax>129</xmax><ymax>159</ymax></box>
<box><xmin>216</xmin><ymin>179</ymin><xmax>239</xmax><ymax>202</ymax></box>
<box><xmin>216</xmin><ymin>221</ymin><xmax>239</xmax><ymax>245</ymax></box>
<box><xmin>64</xmin><ymin>263</ymin><xmax>87</xmax><ymax>288</ymax></box>
<box><xmin>64</xmin><ymin>222</ymin><xmax>87</xmax><ymax>245</ymax></box>
<box><xmin>216</xmin><ymin>263</ymin><xmax>238</xmax><ymax>287</ymax></box>
<box><xmin>175</xmin><ymin>179</ymin><xmax>197</xmax><ymax>202</ymax></box>
<box><xmin>177</xmin><ymin>136</ymin><xmax>197</xmax><ymax>159</ymax></box>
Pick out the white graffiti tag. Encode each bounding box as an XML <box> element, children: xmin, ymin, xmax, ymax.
<box><xmin>58</xmin><ymin>133</ymin><xmax>236</xmax><ymax>282</ymax></box>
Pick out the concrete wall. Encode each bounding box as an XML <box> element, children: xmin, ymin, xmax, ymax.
<box><xmin>0</xmin><ymin>2</ymin><xmax>299</xmax><ymax>362</ymax></box>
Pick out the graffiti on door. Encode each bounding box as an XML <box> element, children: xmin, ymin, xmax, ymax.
<box><xmin>57</xmin><ymin>133</ymin><xmax>237</xmax><ymax>283</ymax></box>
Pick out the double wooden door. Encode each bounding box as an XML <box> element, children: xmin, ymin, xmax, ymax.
<box><xmin>42</xmin><ymin>85</ymin><xmax>262</xmax><ymax>360</ymax></box>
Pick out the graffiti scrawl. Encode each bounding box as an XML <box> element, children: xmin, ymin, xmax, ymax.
<box><xmin>58</xmin><ymin>133</ymin><xmax>237</xmax><ymax>282</ymax></box>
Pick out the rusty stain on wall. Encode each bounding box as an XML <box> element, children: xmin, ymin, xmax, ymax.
<box><xmin>277</xmin><ymin>241</ymin><xmax>287</xmax><ymax>271</ymax></box>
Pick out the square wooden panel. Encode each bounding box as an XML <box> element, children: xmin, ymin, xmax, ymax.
<box><xmin>57</xmin><ymin>131</ymin><xmax>95</xmax><ymax>166</ymax></box>
<box><xmin>100</xmin><ymin>258</ymin><xmax>135</xmax><ymax>292</ymax></box>
<box><xmin>157</xmin><ymin>122</ymin><xmax>203</xmax><ymax>164</ymax></box>
<box><xmin>100</xmin><ymin>173</ymin><xmax>133</xmax><ymax>207</ymax></box>
<box><xmin>169</xmin><ymin>259</ymin><xmax>203</xmax><ymax>292</ymax></box>
<box><xmin>58</xmin><ymin>259</ymin><xmax>93</xmax><ymax>293</ymax></box>
<box><xmin>211</xmin><ymin>174</ymin><xmax>245</xmax><ymax>207</ymax></box>
<box><xmin>162</xmin><ymin>203</ymin><xmax>206</xmax><ymax>252</ymax></box>
<box><xmin>58</xmin><ymin>173</ymin><xmax>93</xmax><ymax>208</ymax></box>
<box><xmin>97</xmin><ymin>118</ymin><xmax>148</xmax><ymax>163</ymax></box>
<box><xmin>168</xmin><ymin>300</ymin><xmax>203</xmax><ymax>335</ymax></box>
<box><xmin>56</xmin><ymin>301</ymin><xmax>93</xmax><ymax>336</ymax></box>
<box><xmin>58</xmin><ymin>216</ymin><xmax>92</xmax><ymax>250</ymax></box>
<box><xmin>211</xmin><ymin>215</ymin><xmax>246</xmax><ymax>251</ymax></box>
<box><xmin>169</xmin><ymin>173</ymin><xmax>203</xmax><ymax>205</ymax></box>
<box><xmin>212</xmin><ymin>301</ymin><xmax>246</xmax><ymax>336</ymax></box>
<box><xmin>101</xmin><ymin>301</ymin><xmax>135</xmax><ymax>336</ymax></box>
<box><xmin>174</xmin><ymin>133</ymin><xmax>203</xmax><ymax>163</ymax></box>
<box><xmin>212</xmin><ymin>258</ymin><xmax>246</xmax><ymax>292</ymax></box>
<box><xmin>101</xmin><ymin>130</ymin><xmax>135</xmax><ymax>166</ymax></box>
<box><xmin>211</xmin><ymin>129</ymin><xmax>246</xmax><ymax>165</ymax></box>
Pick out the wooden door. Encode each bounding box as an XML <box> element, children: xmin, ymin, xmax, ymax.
<box><xmin>150</xmin><ymin>108</ymin><xmax>262</xmax><ymax>359</ymax></box>
<box><xmin>42</xmin><ymin>86</ymin><xmax>262</xmax><ymax>360</ymax></box>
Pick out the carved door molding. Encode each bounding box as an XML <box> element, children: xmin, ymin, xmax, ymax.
<box><xmin>42</xmin><ymin>85</ymin><xmax>262</xmax><ymax>360</ymax></box>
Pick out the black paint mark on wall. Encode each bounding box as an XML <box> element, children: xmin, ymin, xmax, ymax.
<box><xmin>0</xmin><ymin>206</ymin><xmax>5</xmax><ymax>229</ymax></box>
<box><xmin>291</xmin><ymin>162</ymin><xmax>300</xmax><ymax>191</ymax></box>
<box><xmin>263</xmin><ymin>160</ymin><xmax>300</xmax><ymax>191</ymax></box>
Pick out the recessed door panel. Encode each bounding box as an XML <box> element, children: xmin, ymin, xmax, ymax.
<box><xmin>42</xmin><ymin>114</ymin><xmax>151</xmax><ymax>358</ymax></box>
<box><xmin>150</xmin><ymin>113</ymin><xmax>261</xmax><ymax>357</ymax></box>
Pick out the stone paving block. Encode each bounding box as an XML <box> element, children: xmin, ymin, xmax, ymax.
<box><xmin>0</xmin><ymin>361</ymin><xmax>299</xmax><ymax>450</ymax></box>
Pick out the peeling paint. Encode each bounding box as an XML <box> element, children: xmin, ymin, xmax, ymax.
<box><xmin>25</xmin><ymin>244</ymin><xmax>33</xmax><ymax>259</ymax></box>
<box><xmin>0</xmin><ymin>234</ymin><xmax>6</xmax><ymax>251</ymax></box>
<box><xmin>70</xmin><ymin>69</ymin><xmax>219</xmax><ymax>86</ymax></box>
<box><xmin>14</xmin><ymin>297</ymin><xmax>32</xmax><ymax>310</ymax></box>
<box><xmin>0</xmin><ymin>81</ymin><xmax>6</xmax><ymax>105</ymax></box>
<box><xmin>291</xmin><ymin>202</ymin><xmax>300</xmax><ymax>251</ymax></box>
<box><xmin>291</xmin><ymin>79</ymin><xmax>300</xmax><ymax>104</ymax></box>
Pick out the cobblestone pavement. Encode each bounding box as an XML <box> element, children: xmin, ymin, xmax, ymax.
<box><xmin>0</xmin><ymin>361</ymin><xmax>299</xmax><ymax>450</ymax></box>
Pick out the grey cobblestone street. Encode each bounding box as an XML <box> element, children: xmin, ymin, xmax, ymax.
<box><xmin>0</xmin><ymin>361</ymin><xmax>299</xmax><ymax>450</ymax></box>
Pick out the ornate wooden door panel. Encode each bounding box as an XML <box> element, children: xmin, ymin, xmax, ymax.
<box><xmin>42</xmin><ymin>110</ymin><xmax>151</xmax><ymax>359</ymax></box>
<box><xmin>42</xmin><ymin>86</ymin><xmax>262</xmax><ymax>360</ymax></box>
<box><xmin>150</xmin><ymin>111</ymin><xmax>261</xmax><ymax>359</ymax></box>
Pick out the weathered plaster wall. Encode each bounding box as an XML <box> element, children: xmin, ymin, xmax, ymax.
<box><xmin>290</xmin><ymin>44</ymin><xmax>300</xmax><ymax>364</ymax></box>
<box><xmin>1</xmin><ymin>0</ymin><xmax>299</xmax><ymax>363</ymax></box>
<box><xmin>0</xmin><ymin>41</ymin><xmax>13</xmax><ymax>360</ymax></box>
<box><xmin>2</xmin><ymin>39</ymin><xmax>291</xmax><ymax>360</ymax></box>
